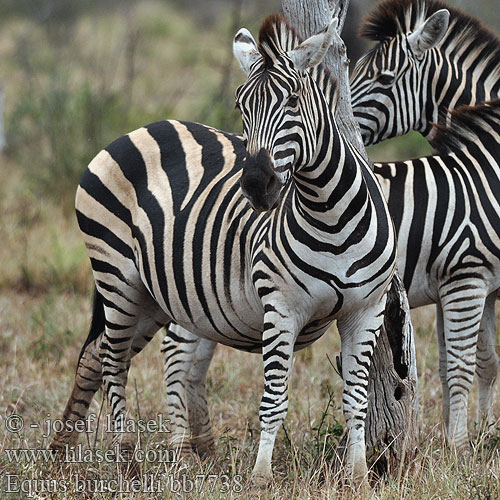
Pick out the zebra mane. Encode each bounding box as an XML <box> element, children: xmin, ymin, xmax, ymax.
<box><xmin>361</xmin><ymin>0</ymin><xmax>500</xmax><ymax>65</ymax></box>
<box><xmin>257</xmin><ymin>13</ymin><xmax>339</xmax><ymax>109</ymax></box>
<box><xmin>431</xmin><ymin>99</ymin><xmax>500</xmax><ymax>154</ymax></box>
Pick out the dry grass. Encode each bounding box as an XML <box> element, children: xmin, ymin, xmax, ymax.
<box><xmin>1</xmin><ymin>155</ymin><xmax>500</xmax><ymax>497</ymax></box>
<box><xmin>1</xmin><ymin>287</ymin><xmax>499</xmax><ymax>499</ymax></box>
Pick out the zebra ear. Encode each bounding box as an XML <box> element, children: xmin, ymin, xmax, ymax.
<box><xmin>287</xmin><ymin>18</ymin><xmax>338</xmax><ymax>72</ymax></box>
<box><xmin>407</xmin><ymin>9</ymin><xmax>450</xmax><ymax>57</ymax></box>
<box><xmin>233</xmin><ymin>28</ymin><xmax>262</xmax><ymax>75</ymax></box>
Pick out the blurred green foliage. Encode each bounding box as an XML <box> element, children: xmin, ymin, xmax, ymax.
<box><xmin>367</xmin><ymin>131</ymin><xmax>433</xmax><ymax>164</ymax></box>
<box><xmin>9</xmin><ymin>80</ymin><xmax>144</xmax><ymax>203</ymax></box>
<box><xmin>1</xmin><ymin>0</ymin><xmax>251</xmax><ymax>207</ymax></box>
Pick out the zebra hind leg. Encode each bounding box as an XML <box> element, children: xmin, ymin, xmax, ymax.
<box><xmin>440</xmin><ymin>284</ymin><xmax>487</xmax><ymax>450</ymax></box>
<box><xmin>50</xmin><ymin>335</ymin><xmax>103</xmax><ymax>452</ymax></box>
<box><xmin>162</xmin><ymin>324</ymin><xmax>217</xmax><ymax>458</ymax></box>
<box><xmin>476</xmin><ymin>292</ymin><xmax>498</xmax><ymax>435</ymax></box>
<box><xmin>186</xmin><ymin>336</ymin><xmax>217</xmax><ymax>457</ymax></box>
<box><xmin>50</xmin><ymin>290</ymin><xmax>105</xmax><ymax>452</ymax></box>
<box><xmin>100</xmin><ymin>303</ymin><xmax>166</xmax><ymax>477</ymax></box>
<box><xmin>50</xmin><ymin>290</ymin><xmax>165</xmax><ymax>455</ymax></box>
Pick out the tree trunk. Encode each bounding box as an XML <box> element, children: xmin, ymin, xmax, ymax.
<box><xmin>282</xmin><ymin>0</ymin><xmax>419</xmax><ymax>478</ymax></box>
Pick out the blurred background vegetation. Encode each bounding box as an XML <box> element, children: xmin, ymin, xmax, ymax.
<box><xmin>1</xmin><ymin>6</ymin><xmax>500</xmax><ymax>495</ymax></box>
<box><xmin>0</xmin><ymin>0</ymin><xmax>499</xmax><ymax>293</ymax></box>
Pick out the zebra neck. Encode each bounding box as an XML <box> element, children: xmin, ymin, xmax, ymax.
<box><xmin>424</xmin><ymin>46</ymin><xmax>500</xmax><ymax>139</ymax></box>
<box><xmin>292</xmin><ymin>118</ymin><xmax>367</xmax><ymax>229</ymax></box>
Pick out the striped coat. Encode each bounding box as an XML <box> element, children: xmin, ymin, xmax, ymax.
<box><xmin>52</xmin><ymin>14</ymin><xmax>398</xmax><ymax>485</ymax></box>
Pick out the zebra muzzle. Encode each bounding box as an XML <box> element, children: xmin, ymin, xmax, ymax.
<box><xmin>239</xmin><ymin>148</ymin><xmax>282</xmax><ymax>212</ymax></box>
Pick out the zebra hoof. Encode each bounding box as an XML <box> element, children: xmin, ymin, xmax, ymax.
<box><xmin>346</xmin><ymin>475</ymin><xmax>372</xmax><ymax>496</ymax></box>
<box><xmin>447</xmin><ymin>434</ymin><xmax>471</xmax><ymax>454</ymax></box>
<box><xmin>50</xmin><ymin>429</ymin><xmax>78</xmax><ymax>451</ymax></box>
<box><xmin>49</xmin><ymin>438</ymin><xmax>72</xmax><ymax>456</ymax></box>
<box><xmin>170</xmin><ymin>440</ymin><xmax>195</xmax><ymax>460</ymax></box>
<box><xmin>192</xmin><ymin>438</ymin><xmax>215</xmax><ymax>459</ymax></box>
<box><xmin>345</xmin><ymin>460</ymin><xmax>369</xmax><ymax>489</ymax></box>
<box><xmin>49</xmin><ymin>440</ymin><xmax>64</xmax><ymax>453</ymax></box>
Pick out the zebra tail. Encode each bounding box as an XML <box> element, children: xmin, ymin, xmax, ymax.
<box><xmin>77</xmin><ymin>287</ymin><xmax>105</xmax><ymax>367</ymax></box>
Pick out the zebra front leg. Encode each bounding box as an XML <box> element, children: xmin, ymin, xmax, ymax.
<box><xmin>476</xmin><ymin>292</ymin><xmax>498</xmax><ymax>433</ymax></box>
<box><xmin>440</xmin><ymin>285</ymin><xmax>487</xmax><ymax>450</ymax></box>
<box><xmin>337</xmin><ymin>298</ymin><xmax>386</xmax><ymax>484</ymax></box>
<box><xmin>162</xmin><ymin>324</ymin><xmax>216</xmax><ymax>457</ymax></box>
<box><xmin>251</xmin><ymin>313</ymin><xmax>298</xmax><ymax>488</ymax></box>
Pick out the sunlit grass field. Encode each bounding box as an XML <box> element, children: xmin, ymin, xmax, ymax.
<box><xmin>0</xmin><ymin>1</ymin><xmax>499</xmax><ymax>498</ymax></box>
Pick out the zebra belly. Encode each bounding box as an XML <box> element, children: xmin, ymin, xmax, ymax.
<box><xmin>401</xmin><ymin>239</ymin><xmax>500</xmax><ymax>309</ymax></box>
<box><xmin>167</xmin><ymin>312</ymin><xmax>333</xmax><ymax>354</ymax></box>
<box><xmin>164</xmin><ymin>296</ymin><xmax>266</xmax><ymax>351</ymax></box>
<box><xmin>150</xmin><ymin>265</ymin><xmax>339</xmax><ymax>353</ymax></box>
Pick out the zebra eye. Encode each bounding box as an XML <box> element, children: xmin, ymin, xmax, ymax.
<box><xmin>287</xmin><ymin>94</ymin><xmax>299</xmax><ymax>108</ymax></box>
<box><xmin>377</xmin><ymin>72</ymin><xmax>395</xmax><ymax>86</ymax></box>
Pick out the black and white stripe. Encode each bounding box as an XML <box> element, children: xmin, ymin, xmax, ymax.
<box><xmin>52</xmin><ymin>14</ymin><xmax>397</xmax><ymax>485</ymax></box>
<box><xmin>350</xmin><ymin>0</ymin><xmax>500</xmax><ymax>145</ymax></box>
<box><xmin>349</xmin><ymin>0</ymin><xmax>500</xmax><ymax>449</ymax></box>
<box><xmin>375</xmin><ymin>102</ymin><xmax>500</xmax><ymax>448</ymax></box>
<box><xmin>112</xmin><ymin>0</ymin><xmax>500</xmax><ymax>463</ymax></box>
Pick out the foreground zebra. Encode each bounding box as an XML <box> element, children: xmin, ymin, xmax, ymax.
<box><xmin>350</xmin><ymin>0</ymin><xmax>500</xmax><ymax>448</ymax></box>
<box><xmin>52</xmin><ymin>14</ymin><xmax>398</xmax><ymax>484</ymax></box>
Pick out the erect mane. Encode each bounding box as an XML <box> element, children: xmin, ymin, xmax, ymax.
<box><xmin>258</xmin><ymin>13</ymin><xmax>300</xmax><ymax>65</ymax></box>
<box><xmin>256</xmin><ymin>13</ymin><xmax>339</xmax><ymax>109</ymax></box>
<box><xmin>431</xmin><ymin>99</ymin><xmax>500</xmax><ymax>154</ymax></box>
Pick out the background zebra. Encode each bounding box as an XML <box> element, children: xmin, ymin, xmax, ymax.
<box><xmin>373</xmin><ymin>101</ymin><xmax>500</xmax><ymax>449</ymax></box>
<box><xmin>350</xmin><ymin>0</ymin><xmax>500</xmax><ymax>448</ymax></box>
<box><xmin>351</xmin><ymin>0</ymin><xmax>500</xmax><ymax>145</ymax></box>
<box><xmin>51</xmin><ymin>14</ymin><xmax>398</xmax><ymax>486</ymax></box>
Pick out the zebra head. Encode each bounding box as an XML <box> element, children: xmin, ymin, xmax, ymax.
<box><xmin>350</xmin><ymin>2</ymin><xmax>449</xmax><ymax>145</ymax></box>
<box><xmin>233</xmin><ymin>14</ymin><xmax>338</xmax><ymax>212</ymax></box>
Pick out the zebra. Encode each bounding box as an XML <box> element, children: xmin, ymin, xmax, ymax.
<box><xmin>51</xmin><ymin>14</ymin><xmax>398</xmax><ymax>485</ymax></box>
<box><xmin>349</xmin><ymin>0</ymin><xmax>500</xmax><ymax>448</ymax></box>
<box><xmin>62</xmin><ymin>0</ymin><xmax>500</xmax><ymax>461</ymax></box>
<box><xmin>160</xmin><ymin>105</ymin><xmax>500</xmax><ymax>455</ymax></box>
<box><xmin>374</xmin><ymin>101</ymin><xmax>500</xmax><ymax>449</ymax></box>
<box><xmin>350</xmin><ymin>0</ymin><xmax>500</xmax><ymax>145</ymax></box>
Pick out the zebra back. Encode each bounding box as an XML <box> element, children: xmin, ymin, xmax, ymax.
<box><xmin>431</xmin><ymin>99</ymin><xmax>500</xmax><ymax>154</ymax></box>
